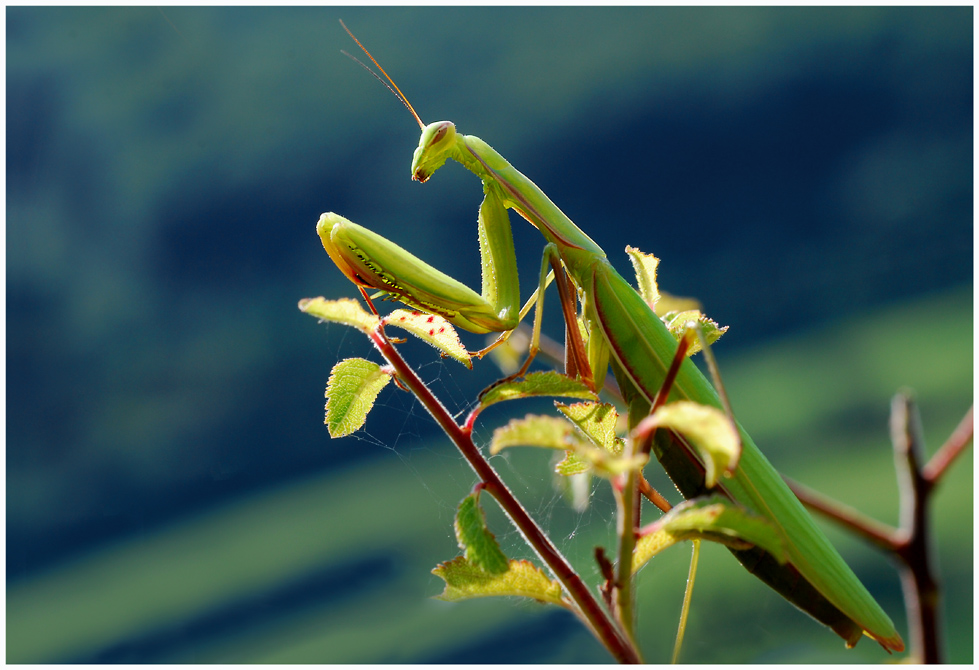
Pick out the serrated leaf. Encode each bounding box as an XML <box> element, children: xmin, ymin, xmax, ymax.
<box><xmin>489</xmin><ymin>415</ymin><xmax>576</xmax><ymax>455</ymax></box>
<box><xmin>299</xmin><ymin>297</ymin><xmax>380</xmax><ymax>333</ymax></box>
<box><xmin>556</xmin><ymin>431</ymin><xmax>646</xmax><ymax>478</ymax></box>
<box><xmin>663</xmin><ymin>310</ymin><xmax>729</xmax><ymax>355</ymax></box>
<box><xmin>554</xmin><ymin>401</ymin><xmax>648</xmax><ymax>476</ymax></box>
<box><xmin>633</xmin><ymin>497</ymin><xmax>786</xmax><ymax>574</ymax></box>
<box><xmin>383</xmin><ymin>309</ymin><xmax>472</xmax><ymax>368</ymax></box>
<box><xmin>324</xmin><ymin>358</ymin><xmax>392</xmax><ymax>437</ymax></box>
<box><xmin>432</xmin><ymin>557</ymin><xmax>566</xmax><ymax>606</ymax></box>
<box><xmin>478</xmin><ymin>371</ymin><xmax>597</xmax><ymax>410</ymax></box>
<box><xmin>488</xmin><ymin>409</ymin><xmax>643</xmax><ymax>477</ymax></box>
<box><xmin>575</xmin><ymin>448</ymin><xmax>648</xmax><ymax>477</ymax></box>
<box><xmin>555</xmin><ymin>402</ymin><xmax>624</xmax><ymax>455</ymax></box>
<box><xmin>646</xmin><ymin>401</ymin><xmax>740</xmax><ymax>487</ymax></box>
<box><xmin>625</xmin><ymin>245</ymin><xmax>661</xmax><ymax>310</ymax></box>
<box><xmin>554</xmin><ymin>450</ymin><xmax>592</xmax><ymax>476</ymax></box>
<box><xmin>455</xmin><ymin>493</ymin><xmax>509</xmax><ymax>575</ymax></box>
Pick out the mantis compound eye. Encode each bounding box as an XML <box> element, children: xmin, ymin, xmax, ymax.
<box><xmin>430</xmin><ymin>121</ymin><xmax>453</xmax><ymax>145</ymax></box>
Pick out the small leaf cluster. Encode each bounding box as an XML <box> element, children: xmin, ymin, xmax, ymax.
<box><xmin>433</xmin><ymin>489</ymin><xmax>566</xmax><ymax>606</ymax></box>
<box><xmin>299</xmin><ymin>298</ymin><xmax>473</xmax><ymax>437</ymax></box>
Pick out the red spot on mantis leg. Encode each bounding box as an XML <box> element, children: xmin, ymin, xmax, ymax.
<box><xmin>426</xmin><ymin>316</ymin><xmax>436</xmax><ymax>323</ymax></box>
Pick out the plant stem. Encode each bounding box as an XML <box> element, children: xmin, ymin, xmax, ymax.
<box><xmin>613</xmin><ymin>467</ymin><xmax>639</xmax><ymax>645</ymax></box>
<box><xmin>788</xmin><ymin>398</ymin><xmax>972</xmax><ymax>663</ymax></box>
<box><xmin>368</xmin><ymin>326</ymin><xmax>642</xmax><ymax>664</ymax></box>
<box><xmin>671</xmin><ymin>539</ymin><xmax>700</xmax><ymax>664</ymax></box>
<box><xmin>922</xmin><ymin>404</ymin><xmax>973</xmax><ymax>486</ymax></box>
<box><xmin>890</xmin><ymin>392</ymin><xmax>941</xmax><ymax>664</ymax></box>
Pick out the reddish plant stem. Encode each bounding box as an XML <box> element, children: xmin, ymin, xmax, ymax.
<box><xmin>638</xmin><ymin>474</ymin><xmax>673</xmax><ymax>513</ymax></box>
<box><xmin>367</xmin><ymin>326</ymin><xmax>641</xmax><ymax>664</ymax></box>
<box><xmin>788</xmin><ymin>398</ymin><xmax>972</xmax><ymax>663</ymax></box>
<box><xmin>922</xmin><ymin>405</ymin><xmax>973</xmax><ymax>487</ymax></box>
<box><xmin>889</xmin><ymin>393</ymin><xmax>941</xmax><ymax>664</ymax></box>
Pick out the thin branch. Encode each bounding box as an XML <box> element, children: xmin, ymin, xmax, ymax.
<box><xmin>612</xmin><ymin>467</ymin><xmax>639</xmax><ymax>646</ymax></box>
<box><xmin>922</xmin><ymin>405</ymin><xmax>973</xmax><ymax>487</ymax></box>
<box><xmin>784</xmin><ymin>398</ymin><xmax>973</xmax><ymax>663</ymax></box>
<box><xmin>638</xmin><ymin>474</ymin><xmax>673</xmax><ymax>513</ymax></box>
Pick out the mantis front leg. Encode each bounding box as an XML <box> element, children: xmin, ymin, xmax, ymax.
<box><xmin>319</xmin><ymin>186</ymin><xmax>579</xmax><ymax>382</ymax></box>
<box><xmin>318</xmin><ymin>187</ymin><xmax>521</xmax><ymax>335</ymax></box>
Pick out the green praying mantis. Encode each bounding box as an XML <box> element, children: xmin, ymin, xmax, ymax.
<box><xmin>318</xmin><ymin>22</ymin><xmax>904</xmax><ymax>654</ymax></box>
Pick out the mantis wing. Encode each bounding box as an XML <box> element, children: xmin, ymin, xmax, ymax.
<box><xmin>586</xmin><ymin>258</ymin><xmax>903</xmax><ymax>652</ymax></box>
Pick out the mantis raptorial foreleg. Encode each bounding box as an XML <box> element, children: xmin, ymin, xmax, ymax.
<box><xmin>320</xmin><ymin>21</ymin><xmax>905</xmax><ymax>654</ymax></box>
<box><xmin>471</xmin><ymin>267</ymin><xmax>557</xmax><ymax>360</ymax></box>
<box><xmin>318</xmin><ymin>188</ymin><xmax>520</xmax><ymax>335</ymax></box>
<box><xmin>319</xmin><ymin>193</ymin><xmax>564</xmax><ymax>378</ymax></box>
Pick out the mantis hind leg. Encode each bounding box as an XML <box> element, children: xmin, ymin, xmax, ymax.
<box><xmin>468</xmin><ymin>269</ymin><xmax>554</xmax><ymax>359</ymax></box>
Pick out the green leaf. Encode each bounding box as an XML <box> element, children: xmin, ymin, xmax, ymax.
<box><xmin>556</xmin><ymin>401</ymin><xmax>647</xmax><ymax>476</ymax></box>
<box><xmin>554</xmin><ymin>450</ymin><xmax>592</xmax><ymax>476</ymax></box>
<box><xmin>633</xmin><ymin>497</ymin><xmax>786</xmax><ymax>574</ymax></box>
<box><xmin>478</xmin><ymin>371</ymin><xmax>597</xmax><ymax>410</ymax></box>
<box><xmin>383</xmin><ymin>309</ymin><xmax>472</xmax><ymax>369</ymax></box>
<box><xmin>454</xmin><ymin>492</ymin><xmax>509</xmax><ymax>575</ymax></box>
<box><xmin>432</xmin><ymin>557</ymin><xmax>566</xmax><ymax>606</ymax></box>
<box><xmin>298</xmin><ymin>297</ymin><xmax>380</xmax><ymax>333</ymax></box>
<box><xmin>489</xmin><ymin>414</ymin><xmax>576</xmax><ymax>455</ymax></box>
<box><xmin>555</xmin><ymin>402</ymin><xmax>624</xmax><ymax>455</ymax></box>
<box><xmin>575</xmin><ymin>447</ymin><xmax>648</xmax><ymax>477</ymax></box>
<box><xmin>488</xmin><ymin>409</ymin><xmax>643</xmax><ymax>477</ymax></box>
<box><xmin>655</xmin><ymin>292</ymin><xmax>702</xmax><ymax>317</ymax></box>
<box><xmin>625</xmin><ymin>245</ymin><xmax>661</xmax><ymax>310</ymax></box>
<box><xmin>663</xmin><ymin>310</ymin><xmax>729</xmax><ymax>356</ymax></box>
<box><xmin>645</xmin><ymin>401</ymin><xmax>740</xmax><ymax>487</ymax></box>
<box><xmin>324</xmin><ymin>358</ymin><xmax>392</xmax><ymax>437</ymax></box>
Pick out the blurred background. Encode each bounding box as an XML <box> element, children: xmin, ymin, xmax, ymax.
<box><xmin>6</xmin><ymin>6</ymin><xmax>972</xmax><ymax>663</ymax></box>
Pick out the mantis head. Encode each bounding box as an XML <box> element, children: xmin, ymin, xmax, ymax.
<box><xmin>411</xmin><ymin>121</ymin><xmax>458</xmax><ymax>183</ymax></box>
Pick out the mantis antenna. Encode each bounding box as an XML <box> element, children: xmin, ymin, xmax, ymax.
<box><xmin>339</xmin><ymin>20</ymin><xmax>425</xmax><ymax>130</ymax></box>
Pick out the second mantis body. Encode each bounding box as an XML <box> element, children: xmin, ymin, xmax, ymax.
<box><xmin>318</xmin><ymin>23</ymin><xmax>904</xmax><ymax>654</ymax></box>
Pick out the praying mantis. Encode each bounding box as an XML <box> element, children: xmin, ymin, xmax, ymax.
<box><xmin>318</xmin><ymin>22</ymin><xmax>904</xmax><ymax>654</ymax></box>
